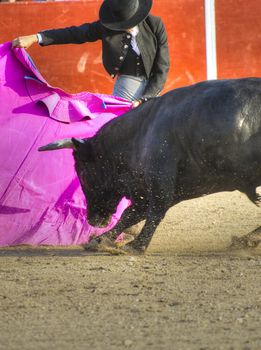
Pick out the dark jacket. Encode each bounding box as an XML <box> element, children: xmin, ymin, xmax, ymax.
<box><xmin>40</xmin><ymin>15</ymin><xmax>170</xmax><ymax>99</ymax></box>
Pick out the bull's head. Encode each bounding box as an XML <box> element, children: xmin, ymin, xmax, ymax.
<box><xmin>39</xmin><ymin>138</ymin><xmax>121</xmax><ymax>227</ymax></box>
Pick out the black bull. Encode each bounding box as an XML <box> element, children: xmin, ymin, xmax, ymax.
<box><xmin>39</xmin><ymin>78</ymin><xmax>261</xmax><ymax>252</ymax></box>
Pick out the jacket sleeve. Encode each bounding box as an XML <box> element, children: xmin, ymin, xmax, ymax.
<box><xmin>39</xmin><ymin>21</ymin><xmax>103</xmax><ymax>46</ymax></box>
<box><xmin>142</xmin><ymin>18</ymin><xmax>170</xmax><ymax>99</ymax></box>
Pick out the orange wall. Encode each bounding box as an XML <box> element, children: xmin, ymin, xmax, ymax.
<box><xmin>216</xmin><ymin>0</ymin><xmax>261</xmax><ymax>78</ymax></box>
<box><xmin>1</xmin><ymin>0</ymin><xmax>260</xmax><ymax>95</ymax></box>
<box><xmin>0</xmin><ymin>0</ymin><xmax>206</xmax><ymax>94</ymax></box>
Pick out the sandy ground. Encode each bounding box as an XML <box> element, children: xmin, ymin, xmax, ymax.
<box><xmin>0</xmin><ymin>190</ymin><xmax>260</xmax><ymax>350</ymax></box>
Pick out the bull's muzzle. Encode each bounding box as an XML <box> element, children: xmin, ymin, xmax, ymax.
<box><xmin>87</xmin><ymin>215</ymin><xmax>111</xmax><ymax>228</ymax></box>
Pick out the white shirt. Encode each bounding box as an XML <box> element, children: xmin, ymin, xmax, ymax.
<box><xmin>127</xmin><ymin>26</ymin><xmax>140</xmax><ymax>56</ymax></box>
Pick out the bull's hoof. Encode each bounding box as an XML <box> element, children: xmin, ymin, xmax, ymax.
<box><xmin>120</xmin><ymin>241</ymin><xmax>147</xmax><ymax>255</ymax></box>
<box><xmin>82</xmin><ymin>236</ymin><xmax>102</xmax><ymax>251</ymax></box>
<box><xmin>82</xmin><ymin>236</ymin><xmax>127</xmax><ymax>255</ymax></box>
<box><xmin>82</xmin><ymin>234</ymin><xmax>146</xmax><ymax>255</ymax></box>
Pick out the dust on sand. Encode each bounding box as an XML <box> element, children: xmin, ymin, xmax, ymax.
<box><xmin>0</xmin><ymin>190</ymin><xmax>260</xmax><ymax>350</ymax></box>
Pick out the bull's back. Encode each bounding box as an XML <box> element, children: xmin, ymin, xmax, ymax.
<box><xmin>96</xmin><ymin>78</ymin><xmax>261</xmax><ymax>188</ymax></box>
<box><xmin>137</xmin><ymin>78</ymin><xmax>261</xmax><ymax>197</ymax></box>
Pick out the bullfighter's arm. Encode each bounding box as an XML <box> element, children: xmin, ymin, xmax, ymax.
<box><xmin>39</xmin><ymin>21</ymin><xmax>103</xmax><ymax>46</ymax></box>
<box><xmin>141</xmin><ymin>19</ymin><xmax>170</xmax><ymax>100</ymax></box>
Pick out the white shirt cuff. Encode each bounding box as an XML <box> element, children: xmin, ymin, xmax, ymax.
<box><xmin>37</xmin><ymin>33</ymin><xmax>43</xmax><ymax>44</ymax></box>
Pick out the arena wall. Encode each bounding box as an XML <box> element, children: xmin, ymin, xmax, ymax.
<box><xmin>0</xmin><ymin>0</ymin><xmax>260</xmax><ymax>94</ymax></box>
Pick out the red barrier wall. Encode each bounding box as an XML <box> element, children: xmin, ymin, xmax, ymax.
<box><xmin>0</xmin><ymin>0</ymin><xmax>260</xmax><ymax>94</ymax></box>
<box><xmin>216</xmin><ymin>0</ymin><xmax>261</xmax><ymax>78</ymax></box>
<box><xmin>0</xmin><ymin>0</ymin><xmax>206</xmax><ymax>94</ymax></box>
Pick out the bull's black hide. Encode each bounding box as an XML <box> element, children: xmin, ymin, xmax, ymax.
<box><xmin>39</xmin><ymin>78</ymin><xmax>261</xmax><ymax>252</ymax></box>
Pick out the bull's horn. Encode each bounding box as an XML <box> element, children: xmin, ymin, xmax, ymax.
<box><xmin>38</xmin><ymin>138</ymin><xmax>83</xmax><ymax>151</ymax></box>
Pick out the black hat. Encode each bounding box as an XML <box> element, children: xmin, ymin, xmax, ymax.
<box><xmin>99</xmin><ymin>0</ymin><xmax>152</xmax><ymax>31</ymax></box>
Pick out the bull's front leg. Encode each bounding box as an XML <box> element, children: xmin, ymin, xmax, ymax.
<box><xmin>107</xmin><ymin>205</ymin><xmax>146</xmax><ymax>241</ymax></box>
<box><xmin>127</xmin><ymin>207</ymin><xmax>166</xmax><ymax>253</ymax></box>
<box><xmin>126</xmin><ymin>174</ymin><xmax>177</xmax><ymax>253</ymax></box>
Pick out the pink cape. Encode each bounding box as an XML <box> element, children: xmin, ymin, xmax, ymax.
<box><xmin>0</xmin><ymin>42</ymin><xmax>132</xmax><ymax>246</ymax></box>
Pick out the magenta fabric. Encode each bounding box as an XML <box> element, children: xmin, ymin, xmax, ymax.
<box><xmin>0</xmin><ymin>42</ymin><xmax>132</xmax><ymax>246</ymax></box>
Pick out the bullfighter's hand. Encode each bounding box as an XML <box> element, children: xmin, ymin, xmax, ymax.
<box><xmin>12</xmin><ymin>35</ymin><xmax>38</xmax><ymax>49</ymax></box>
<box><xmin>132</xmin><ymin>100</ymin><xmax>142</xmax><ymax>108</ymax></box>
